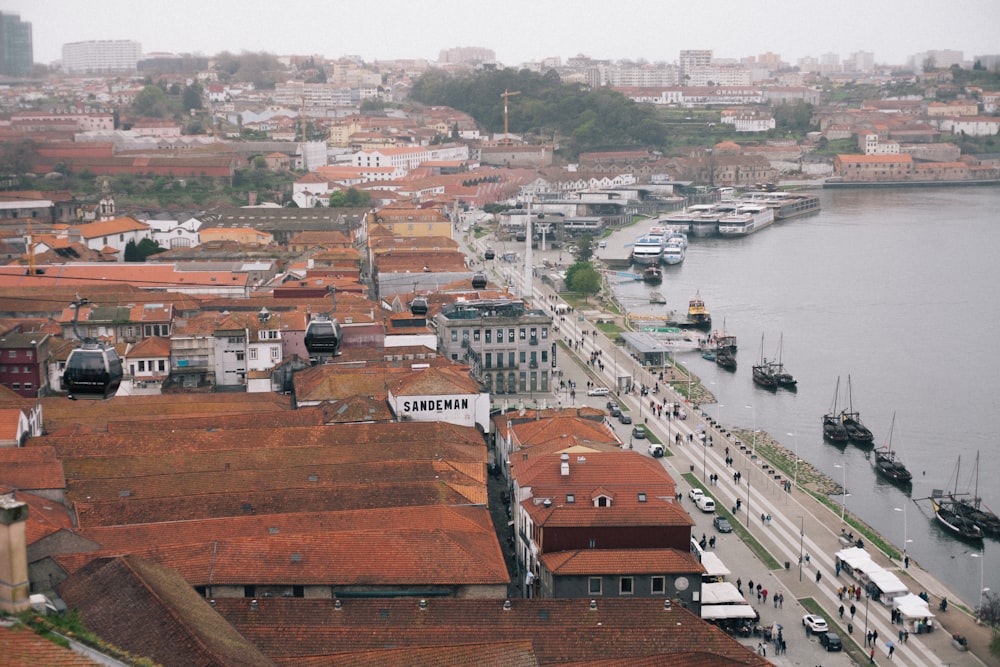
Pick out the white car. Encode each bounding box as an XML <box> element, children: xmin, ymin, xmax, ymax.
<box><xmin>695</xmin><ymin>495</ymin><xmax>716</xmax><ymax>513</ymax></box>
<box><xmin>802</xmin><ymin>614</ymin><xmax>829</xmax><ymax>634</ymax></box>
<box><xmin>688</xmin><ymin>488</ymin><xmax>704</xmax><ymax>501</ymax></box>
<box><xmin>587</xmin><ymin>387</ymin><xmax>610</xmax><ymax>396</ymax></box>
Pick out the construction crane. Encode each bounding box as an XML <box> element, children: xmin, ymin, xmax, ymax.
<box><xmin>500</xmin><ymin>89</ymin><xmax>520</xmax><ymax>145</ymax></box>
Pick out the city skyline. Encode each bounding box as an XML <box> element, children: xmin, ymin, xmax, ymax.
<box><xmin>6</xmin><ymin>0</ymin><xmax>1000</xmax><ymax>70</ymax></box>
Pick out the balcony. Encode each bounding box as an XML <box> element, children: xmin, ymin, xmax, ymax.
<box><xmin>529</xmin><ymin>336</ymin><xmax>538</xmax><ymax>346</ymax></box>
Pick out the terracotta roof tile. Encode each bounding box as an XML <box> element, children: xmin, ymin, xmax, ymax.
<box><xmin>212</xmin><ymin>598</ymin><xmax>770</xmax><ymax>665</ymax></box>
<box><xmin>0</xmin><ymin>445</ymin><xmax>66</xmax><ymax>489</ymax></box>
<box><xmin>0</xmin><ymin>624</ymin><xmax>103</xmax><ymax>666</ymax></box>
<box><xmin>276</xmin><ymin>641</ymin><xmax>538</xmax><ymax>667</ymax></box>
<box><xmin>539</xmin><ymin>548</ymin><xmax>704</xmax><ymax>575</ymax></box>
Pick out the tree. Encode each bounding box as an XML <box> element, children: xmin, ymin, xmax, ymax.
<box><xmin>564</xmin><ymin>261</ymin><xmax>601</xmax><ymax>301</ymax></box>
<box><xmin>133</xmin><ymin>85</ymin><xmax>170</xmax><ymax>118</ymax></box>
<box><xmin>182</xmin><ymin>82</ymin><xmax>204</xmax><ymax>112</ymax></box>
<box><xmin>574</xmin><ymin>234</ymin><xmax>595</xmax><ymax>262</ymax></box>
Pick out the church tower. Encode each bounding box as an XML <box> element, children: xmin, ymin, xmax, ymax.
<box><xmin>98</xmin><ymin>177</ymin><xmax>116</xmax><ymax>221</ymax></box>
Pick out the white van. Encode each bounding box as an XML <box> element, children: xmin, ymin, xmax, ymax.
<box><xmin>598</xmin><ymin>241</ymin><xmax>607</xmax><ymax>249</ymax></box>
<box><xmin>587</xmin><ymin>386</ymin><xmax>610</xmax><ymax>396</ymax></box>
<box><xmin>695</xmin><ymin>495</ymin><xmax>716</xmax><ymax>513</ymax></box>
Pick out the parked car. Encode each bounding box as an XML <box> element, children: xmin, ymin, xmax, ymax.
<box><xmin>802</xmin><ymin>614</ymin><xmax>828</xmax><ymax>634</ymax></box>
<box><xmin>633</xmin><ymin>426</ymin><xmax>648</xmax><ymax>440</ymax></box>
<box><xmin>688</xmin><ymin>488</ymin><xmax>704</xmax><ymax>501</ymax></box>
<box><xmin>587</xmin><ymin>387</ymin><xmax>610</xmax><ymax>396</ymax></box>
<box><xmin>713</xmin><ymin>516</ymin><xmax>732</xmax><ymax>533</ymax></box>
<box><xmin>618</xmin><ymin>412</ymin><xmax>632</xmax><ymax>424</ymax></box>
<box><xmin>695</xmin><ymin>495</ymin><xmax>716</xmax><ymax>513</ymax></box>
<box><xmin>647</xmin><ymin>443</ymin><xmax>663</xmax><ymax>457</ymax></box>
<box><xmin>818</xmin><ymin>632</ymin><xmax>842</xmax><ymax>651</ymax></box>
<box><xmin>606</xmin><ymin>399</ymin><xmax>618</xmax><ymax>410</ymax></box>
<box><xmin>609</xmin><ymin>405</ymin><xmax>621</xmax><ymax>418</ymax></box>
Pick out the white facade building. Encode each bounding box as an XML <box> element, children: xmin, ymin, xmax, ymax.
<box><xmin>62</xmin><ymin>40</ymin><xmax>142</xmax><ymax>74</ymax></box>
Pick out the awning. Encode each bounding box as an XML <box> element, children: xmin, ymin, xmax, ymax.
<box><xmin>699</xmin><ymin>552</ymin><xmax>731</xmax><ymax>578</ymax></box>
<box><xmin>893</xmin><ymin>593</ymin><xmax>935</xmax><ymax>620</ymax></box>
<box><xmin>701</xmin><ymin>582</ymin><xmax>745</xmax><ymax>605</ymax></box>
<box><xmin>869</xmin><ymin>569</ymin><xmax>908</xmax><ymax>597</ymax></box>
<box><xmin>701</xmin><ymin>604</ymin><xmax>757</xmax><ymax>620</ymax></box>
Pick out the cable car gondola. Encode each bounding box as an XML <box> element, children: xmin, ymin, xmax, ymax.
<box><xmin>63</xmin><ymin>297</ymin><xmax>123</xmax><ymax>400</ymax></box>
<box><xmin>410</xmin><ymin>296</ymin><xmax>428</xmax><ymax>316</ymax></box>
<box><xmin>471</xmin><ymin>272</ymin><xmax>488</xmax><ymax>289</ymax></box>
<box><xmin>304</xmin><ymin>317</ymin><xmax>343</xmax><ymax>356</ymax></box>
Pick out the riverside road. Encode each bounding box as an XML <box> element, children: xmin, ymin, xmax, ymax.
<box><xmin>466</xmin><ymin>229</ymin><xmax>996</xmax><ymax>667</ymax></box>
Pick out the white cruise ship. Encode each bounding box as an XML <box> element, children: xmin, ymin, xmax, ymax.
<box><xmin>661</xmin><ymin>241</ymin><xmax>686</xmax><ymax>265</ymax></box>
<box><xmin>630</xmin><ymin>232</ymin><xmax>666</xmax><ymax>265</ymax></box>
<box><xmin>662</xmin><ymin>205</ymin><xmax>724</xmax><ymax>237</ymax></box>
<box><xmin>717</xmin><ymin>203</ymin><xmax>775</xmax><ymax>237</ymax></box>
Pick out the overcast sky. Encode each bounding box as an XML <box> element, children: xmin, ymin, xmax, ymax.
<box><xmin>7</xmin><ymin>0</ymin><xmax>999</xmax><ymax>68</ymax></box>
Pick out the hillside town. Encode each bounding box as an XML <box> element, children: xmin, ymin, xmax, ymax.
<box><xmin>1</xmin><ymin>9</ymin><xmax>999</xmax><ymax>665</ymax></box>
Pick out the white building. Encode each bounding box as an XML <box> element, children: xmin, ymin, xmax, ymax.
<box><xmin>62</xmin><ymin>40</ymin><xmax>142</xmax><ymax>74</ymax></box>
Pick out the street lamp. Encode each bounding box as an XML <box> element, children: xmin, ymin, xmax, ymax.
<box><xmin>702</xmin><ymin>434</ymin><xmax>708</xmax><ymax>483</ymax></box>
<box><xmin>798</xmin><ymin>515</ymin><xmax>805</xmax><ymax>582</ymax></box>
<box><xmin>745</xmin><ymin>467</ymin><xmax>752</xmax><ymax>529</ymax></box>
<box><xmin>834</xmin><ymin>461</ymin><xmax>848</xmax><ymax>523</ymax></box>
<box><xmin>786</xmin><ymin>431</ymin><xmax>799</xmax><ymax>488</ymax></box>
<box><xmin>745</xmin><ymin>404</ymin><xmax>756</xmax><ymax>455</ymax></box>
<box><xmin>893</xmin><ymin>506</ymin><xmax>912</xmax><ymax>557</ymax></box>
<box><xmin>971</xmin><ymin>551</ymin><xmax>988</xmax><ymax>613</ymax></box>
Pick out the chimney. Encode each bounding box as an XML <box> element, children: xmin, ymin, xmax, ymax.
<box><xmin>0</xmin><ymin>496</ymin><xmax>30</xmax><ymax>613</ymax></box>
<box><xmin>560</xmin><ymin>452</ymin><xmax>570</xmax><ymax>476</ymax></box>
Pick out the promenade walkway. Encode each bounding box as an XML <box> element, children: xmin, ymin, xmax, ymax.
<box><xmin>471</xmin><ymin>227</ymin><xmax>996</xmax><ymax>666</ymax></box>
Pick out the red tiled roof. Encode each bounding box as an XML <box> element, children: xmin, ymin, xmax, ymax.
<box><xmin>540</xmin><ymin>548</ymin><xmax>704</xmax><ymax>575</ymax></box>
<box><xmin>0</xmin><ymin>624</ymin><xmax>102</xmax><ymax>666</ymax></box>
<box><xmin>0</xmin><ymin>445</ymin><xmax>66</xmax><ymax>489</ymax></box>
<box><xmin>211</xmin><ymin>598</ymin><xmax>770</xmax><ymax>665</ymax></box>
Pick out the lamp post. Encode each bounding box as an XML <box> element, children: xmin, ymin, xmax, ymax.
<box><xmin>893</xmin><ymin>506</ymin><xmax>912</xmax><ymax>557</ymax></box>
<box><xmin>835</xmin><ymin>461</ymin><xmax>848</xmax><ymax>523</ymax></box>
<box><xmin>745</xmin><ymin>404</ymin><xmax>756</xmax><ymax>456</ymax></box>
<box><xmin>786</xmin><ymin>431</ymin><xmax>799</xmax><ymax>488</ymax></box>
<box><xmin>971</xmin><ymin>550</ymin><xmax>988</xmax><ymax>614</ymax></box>
<box><xmin>745</xmin><ymin>466</ymin><xmax>752</xmax><ymax>529</ymax></box>
<box><xmin>702</xmin><ymin>433</ymin><xmax>708</xmax><ymax>483</ymax></box>
<box><xmin>798</xmin><ymin>515</ymin><xmax>805</xmax><ymax>582</ymax></box>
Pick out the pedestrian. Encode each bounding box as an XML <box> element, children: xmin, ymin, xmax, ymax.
<box><xmin>857</xmin><ymin>587</ymin><xmax>861</xmax><ymax>601</ymax></box>
<box><xmin>774</xmin><ymin>594</ymin><xmax>779</xmax><ymax>608</ymax></box>
<box><xmin>888</xmin><ymin>641</ymin><xmax>895</xmax><ymax>659</ymax></box>
<box><xmin>904</xmin><ymin>555</ymin><xmax>909</xmax><ymax>568</ymax></box>
<box><xmin>873</xmin><ymin>629</ymin><xmax>878</xmax><ymax>645</ymax></box>
<box><xmin>848</xmin><ymin>622</ymin><xmax>854</xmax><ymax>635</ymax></box>
<box><xmin>815</xmin><ymin>570</ymin><xmax>822</xmax><ymax>584</ymax></box>
<box><xmin>898</xmin><ymin>628</ymin><xmax>903</xmax><ymax>642</ymax></box>
<box><xmin>757</xmin><ymin>589</ymin><xmax>762</xmax><ymax>603</ymax></box>
<box><xmin>748</xmin><ymin>579</ymin><xmax>754</xmax><ymax>592</ymax></box>
<box><xmin>762</xmin><ymin>590</ymin><xmax>768</xmax><ymax>605</ymax></box>
<box><xmin>836</xmin><ymin>561</ymin><xmax>841</xmax><ymax>576</ymax></box>
<box><xmin>736</xmin><ymin>577</ymin><xmax>742</xmax><ymax>593</ymax></box>
<box><xmin>904</xmin><ymin>630</ymin><xmax>909</xmax><ymax>643</ymax></box>
<box><xmin>838</xmin><ymin>604</ymin><xmax>844</xmax><ymax>618</ymax></box>
<box><xmin>850</xmin><ymin>603</ymin><xmax>856</xmax><ymax>618</ymax></box>
<box><xmin>761</xmin><ymin>512</ymin><xmax>767</xmax><ymax>524</ymax></box>
<box><xmin>779</xmin><ymin>592</ymin><xmax>784</xmax><ymax>608</ymax></box>
<box><xmin>870</xmin><ymin>647</ymin><xmax>876</xmax><ymax>663</ymax></box>
<box><xmin>709</xmin><ymin>535</ymin><xmax>716</xmax><ymax>549</ymax></box>
<box><xmin>866</xmin><ymin>630</ymin><xmax>873</xmax><ymax>647</ymax></box>
<box><xmin>756</xmin><ymin>583</ymin><xmax>761</xmax><ymax>595</ymax></box>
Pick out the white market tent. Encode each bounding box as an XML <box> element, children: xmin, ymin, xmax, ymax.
<box><xmin>701</xmin><ymin>581</ymin><xmax>746</xmax><ymax>605</ymax></box>
<box><xmin>893</xmin><ymin>593</ymin><xmax>935</xmax><ymax>620</ymax></box>
<box><xmin>699</xmin><ymin>552</ymin><xmax>731</xmax><ymax>579</ymax></box>
<box><xmin>869</xmin><ymin>569</ymin><xmax>908</xmax><ymax>603</ymax></box>
<box><xmin>701</xmin><ymin>604</ymin><xmax>757</xmax><ymax>620</ymax></box>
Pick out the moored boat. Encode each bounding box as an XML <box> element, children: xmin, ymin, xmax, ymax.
<box><xmin>661</xmin><ymin>241</ymin><xmax>685</xmax><ymax>265</ymax></box>
<box><xmin>631</xmin><ymin>231</ymin><xmax>666</xmax><ymax>265</ymax></box>
<box><xmin>841</xmin><ymin>376</ymin><xmax>874</xmax><ymax>447</ymax></box>
<box><xmin>715</xmin><ymin>348</ymin><xmax>737</xmax><ymax>371</ymax></box>
<box><xmin>948</xmin><ymin>451</ymin><xmax>1000</xmax><ymax>539</ymax></box>
<box><xmin>664</xmin><ymin>291</ymin><xmax>712</xmax><ymax>331</ymax></box>
<box><xmin>873</xmin><ymin>413</ymin><xmax>912</xmax><ymax>485</ymax></box>
<box><xmin>768</xmin><ymin>334</ymin><xmax>797</xmax><ymax>389</ymax></box>
<box><xmin>642</xmin><ymin>265</ymin><xmax>663</xmax><ymax>284</ymax></box>
<box><xmin>752</xmin><ymin>333</ymin><xmax>778</xmax><ymax>389</ymax></box>
<box><xmin>718</xmin><ymin>204</ymin><xmax>775</xmax><ymax>237</ymax></box>
<box><xmin>931</xmin><ymin>496</ymin><xmax>984</xmax><ymax>542</ymax></box>
<box><xmin>823</xmin><ymin>377</ymin><xmax>849</xmax><ymax>444</ymax></box>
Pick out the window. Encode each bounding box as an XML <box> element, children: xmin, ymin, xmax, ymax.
<box><xmin>651</xmin><ymin>576</ymin><xmax>666</xmax><ymax>595</ymax></box>
<box><xmin>588</xmin><ymin>577</ymin><xmax>602</xmax><ymax>595</ymax></box>
<box><xmin>451</xmin><ymin>330</ymin><xmax>458</xmax><ymax>342</ymax></box>
<box><xmin>473</xmin><ymin>329</ymin><xmax>480</xmax><ymax>342</ymax></box>
<box><xmin>508</xmin><ymin>352</ymin><xmax>515</xmax><ymax>368</ymax></box>
<box><xmin>530</xmin><ymin>328</ymin><xmax>536</xmax><ymax>340</ymax></box>
<box><xmin>638</xmin><ymin>493</ymin><xmax>647</xmax><ymax>502</ymax></box>
<box><xmin>8</xmin><ymin>350</ymin><xmax>15</xmax><ymax>358</ymax></box>
<box><xmin>485</xmin><ymin>329</ymin><xmax>492</xmax><ymax>343</ymax></box>
<box><xmin>25</xmin><ymin>350</ymin><xmax>32</xmax><ymax>359</ymax></box>
<box><xmin>619</xmin><ymin>577</ymin><xmax>634</xmax><ymax>595</ymax></box>
<box><xmin>496</xmin><ymin>328</ymin><xmax>503</xmax><ymax>342</ymax></box>
<box><xmin>485</xmin><ymin>353</ymin><xmax>492</xmax><ymax>369</ymax></box>
<box><xmin>566</xmin><ymin>494</ymin><xmax>575</xmax><ymax>503</ymax></box>
<box><xmin>270</xmin><ymin>346</ymin><xmax>279</xmax><ymax>360</ymax></box>
<box><xmin>249</xmin><ymin>348</ymin><xmax>258</xmax><ymax>360</ymax></box>
<box><xmin>157</xmin><ymin>360</ymin><xmax>165</xmax><ymax>372</ymax></box>
<box><xmin>23</xmin><ymin>383</ymin><xmax>31</xmax><ymax>391</ymax></box>
<box><xmin>541</xmin><ymin>351</ymin><xmax>548</xmax><ymax>363</ymax></box>
<box><xmin>10</xmin><ymin>366</ymin><xmax>17</xmax><ymax>374</ymax></box>
<box><xmin>138</xmin><ymin>360</ymin><xmax>146</xmax><ymax>372</ymax></box>
<box><xmin>11</xmin><ymin>383</ymin><xmax>19</xmax><ymax>390</ymax></box>
<box><xmin>236</xmin><ymin>352</ymin><xmax>245</xmax><ymax>361</ymax></box>
<box><xmin>541</xmin><ymin>327</ymin><xmax>548</xmax><ymax>339</ymax></box>
<box><xmin>519</xmin><ymin>328</ymin><xmax>526</xmax><ymax>340</ymax></box>
<box><xmin>507</xmin><ymin>329</ymin><xmax>515</xmax><ymax>342</ymax></box>
<box><xmin>519</xmin><ymin>351</ymin><xmax>526</xmax><ymax>363</ymax></box>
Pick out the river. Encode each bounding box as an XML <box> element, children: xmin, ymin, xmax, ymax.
<box><xmin>602</xmin><ymin>186</ymin><xmax>1000</xmax><ymax>608</ymax></box>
